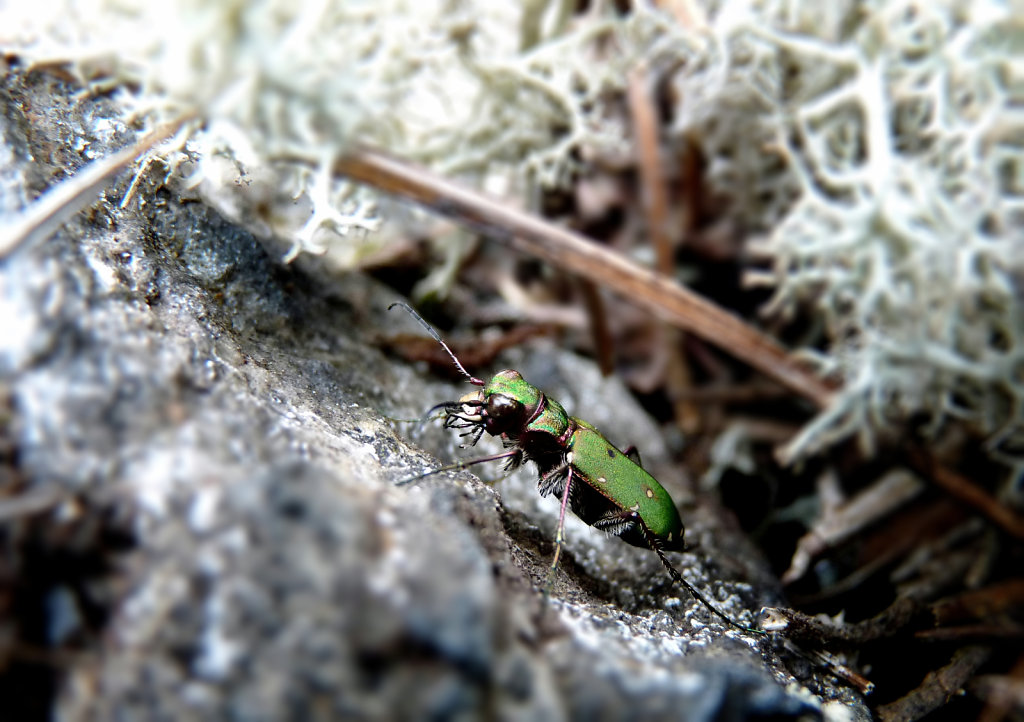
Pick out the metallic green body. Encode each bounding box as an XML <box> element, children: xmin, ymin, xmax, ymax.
<box><xmin>479</xmin><ymin>369</ymin><xmax>685</xmax><ymax>549</ymax></box>
<box><xmin>566</xmin><ymin>420</ymin><xmax>684</xmax><ymax>546</ymax></box>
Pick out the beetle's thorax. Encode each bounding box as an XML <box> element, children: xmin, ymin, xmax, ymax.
<box><xmin>484</xmin><ymin>370</ymin><xmax>542</xmax><ymax>411</ymax></box>
<box><xmin>451</xmin><ymin>370</ymin><xmax>572</xmax><ymax>441</ymax></box>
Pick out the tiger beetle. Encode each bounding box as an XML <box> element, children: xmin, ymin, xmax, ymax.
<box><xmin>390</xmin><ymin>302</ymin><xmax>765</xmax><ymax>636</ymax></box>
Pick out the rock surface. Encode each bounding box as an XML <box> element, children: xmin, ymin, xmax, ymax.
<box><xmin>0</xmin><ymin>69</ymin><xmax>867</xmax><ymax>721</ymax></box>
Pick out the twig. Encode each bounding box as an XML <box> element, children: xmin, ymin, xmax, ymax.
<box><xmin>790</xmin><ymin>500</ymin><xmax>969</xmax><ymax>606</ymax></box>
<box><xmin>931</xmin><ymin>580</ymin><xmax>1024</xmax><ymax>626</ymax></box>
<box><xmin>915</xmin><ymin>626</ymin><xmax>1024</xmax><ymax>643</ymax></box>
<box><xmin>782</xmin><ymin>468</ymin><xmax>925</xmax><ymax>584</ymax></box>
<box><xmin>0</xmin><ymin>117</ymin><xmax>189</xmax><ymax>261</ymax></box>
<box><xmin>975</xmin><ymin>654</ymin><xmax>1024</xmax><ymax>722</ymax></box>
<box><xmin>775</xmin><ymin>639</ymin><xmax>874</xmax><ymax>695</ymax></box>
<box><xmin>809</xmin><ymin>649</ymin><xmax>875</xmax><ymax>696</ymax></box>
<box><xmin>627</xmin><ymin>65</ymin><xmax>700</xmax><ymax>433</ymax></box>
<box><xmin>908</xmin><ymin>447</ymin><xmax>1024</xmax><ymax>541</ymax></box>
<box><xmin>762</xmin><ymin>597</ymin><xmax>920</xmax><ymax>645</ymax></box>
<box><xmin>666</xmin><ymin>381</ymin><xmax>791</xmax><ymax>404</ymax></box>
<box><xmin>627</xmin><ymin>66</ymin><xmax>674</xmax><ymax>274</ymax></box>
<box><xmin>876</xmin><ymin>646</ymin><xmax>992</xmax><ymax>722</ymax></box>
<box><xmin>577</xmin><ymin>279</ymin><xmax>615</xmax><ymax>376</ymax></box>
<box><xmin>0</xmin><ymin>487</ymin><xmax>62</xmax><ymax>521</ymax></box>
<box><xmin>333</xmin><ymin>146</ymin><xmax>835</xmax><ymax>409</ymax></box>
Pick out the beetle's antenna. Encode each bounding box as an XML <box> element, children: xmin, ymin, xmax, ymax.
<box><xmin>388</xmin><ymin>303</ymin><xmax>485</xmax><ymax>386</ymax></box>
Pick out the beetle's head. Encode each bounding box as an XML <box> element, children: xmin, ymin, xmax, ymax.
<box><xmin>450</xmin><ymin>370</ymin><xmax>542</xmax><ymax>437</ymax></box>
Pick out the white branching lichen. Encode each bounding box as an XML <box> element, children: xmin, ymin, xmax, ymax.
<box><xmin>761</xmin><ymin>4</ymin><xmax>1021</xmax><ymax>466</ymax></box>
<box><xmin>3</xmin><ymin>1</ymin><xmax>1022</xmax><ymax>474</ymax></box>
<box><xmin>660</xmin><ymin>2</ymin><xmax>1023</xmax><ymax>479</ymax></box>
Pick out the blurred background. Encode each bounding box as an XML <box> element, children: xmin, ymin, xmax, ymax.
<box><xmin>2</xmin><ymin>1</ymin><xmax>1023</xmax><ymax>719</ymax></box>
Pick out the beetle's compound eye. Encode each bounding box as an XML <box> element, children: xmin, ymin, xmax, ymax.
<box><xmin>487</xmin><ymin>394</ymin><xmax>522</xmax><ymax>419</ymax></box>
<box><xmin>484</xmin><ymin>393</ymin><xmax>524</xmax><ymax>434</ymax></box>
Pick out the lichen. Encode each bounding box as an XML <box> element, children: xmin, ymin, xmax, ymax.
<box><xmin>670</xmin><ymin>3</ymin><xmax>1022</xmax><ymax>487</ymax></box>
<box><xmin>692</xmin><ymin>2</ymin><xmax>1023</xmax><ymax>468</ymax></box>
<box><xmin>2</xmin><ymin>0</ymin><xmax>507</xmax><ymax>257</ymax></box>
<box><xmin>4</xmin><ymin>0</ymin><xmax>1022</xmax><ymax>474</ymax></box>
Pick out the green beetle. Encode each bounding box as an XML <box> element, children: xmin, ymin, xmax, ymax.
<box><xmin>447</xmin><ymin>369</ymin><xmax>686</xmax><ymax>552</ymax></box>
<box><xmin>392</xmin><ymin>304</ymin><xmax>763</xmax><ymax>635</ymax></box>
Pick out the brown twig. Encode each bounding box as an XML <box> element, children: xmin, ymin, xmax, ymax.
<box><xmin>782</xmin><ymin>469</ymin><xmax>925</xmax><ymax>584</ymax></box>
<box><xmin>908</xmin><ymin>448</ymin><xmax>1024</xmax><ymax>541</ymax></box>
<box><xmin>915</xmin><ymin>626</ymin><xmax>1024</xmax><ymax>643</ymax></box>
<box><xmin>762</xmin><ymin>597</ymin><xmax>921</xmax><ymax>646</ymax></box>
<box><xmin>577</xmin><ymin>279</ymin><xmax>615</xmax><ymax>376</ymax></box>
<box><xmin>382</xmin><ymin>324</ymin><xmax>558</xmax><ymax>375</ymax></box>
<box><xmin>666</xmin><ymin>381</ymin><xmax>791</xmax><ymax>404</ymax></box>
<box><xmin>876</xmin><ymin>646</ymin><xmax>992</xmax><ymax>722</ymax></box>
<box><xmin>975</xmin><ymin>654</ymin><xmax>1024</xmax><ymax>722</ymax></box>
<box><xmin>627</xmin><ymin>66</ymin><xmax>674</xmax><ymax>275</ymax></box>
<box><xmin>931</xmin><ymin>580</ymin><xmax>1024</xmax><ymax>626</ymax></box>
<box><xmin>627</xmin><ymin>65</ymin><xmax>700</xmax><ymax>433</ymax></box>
<box><xmin>808</xmin><ymin>648</ymin><xmax>875</xmax><ymax>696</ymax></box>
<box><xmin>0</xmin><ymin>116</ymin><xmax>189</xmax><ymax>260</ymax></box>
<box><xmin>790</xmin><ymin>500</ymin><xmax>969</xmax><ymax>606</ymax></box>
<box><xmin>0</xmin><ymin>487</ymin><xmax>63</xmax><ymax>521</ymax></box>
<box><xmin>334</xmin><ymin>147</ymin><xmax>835</xmax><ymax>409</ymax></box>
<box><xmin>773</xmin><ymin>638</ymin><xmax>875</xmax><ymax>695</ymax></box>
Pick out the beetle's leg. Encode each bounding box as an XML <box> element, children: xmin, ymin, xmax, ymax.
<box><xmin>543</xmin><ymin>464</ymin><xmax>574</xmax><ymax>593</ymax></box>
<box><xmin>395</xmin><ymin>449</ymin><xmax>521</xmax><ymax>486</ymax></box>
<box><xmin>593</xmin><ymin>508</ymin><xmax>639</xmax><ymax>538</ymax></box>
<box><xmin>536</xmin><ymin>462</ymin><xmax>569</xmax><ymax>498</ymax></box>
<box><xmin>499</xmin><ymin>446</ymin><xmax>525</xmax><ymax>472</ymax></box>
<box><xmin>453</xmin><ymin>425</ymin><xmax>485</xmax><ymax>448</ymax></box>
<box><xmin>622</xmin><ymin>446</ymin><xmax>643</xmax><ymax>468</ymax></box>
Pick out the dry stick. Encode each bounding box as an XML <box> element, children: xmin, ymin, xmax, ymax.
<box><xmin>916</xmin><ymin>626</ymin><xmax>1024</xmax><ymax>643</ymax></box>
<box><xmin>577</xmin><ymin>279</ymin><xmax>615</xmax><ymax>376</ymax></box>
<box><xmin>877</xmin><ymin>645</ymin><xmax>992</xmax><ymax>722</ymax></box>
<box><xmin>908</xmin><ymin>448</ymin><xmax>1024</xmax><ymax>541</ymax></box>
<box><xmin>628</xmin><ymin>66</ymin><xmax>674</xmax><ymax>276</ymax></box>
<box><xmin>0</xmin><ymin>117</ymin><xmax>188</xmax><ymax>260</ymax></box>
<box><xmin>807</xmin><ymin>648</ymin><xmax>875</xmax><ymax>696</ymax></box>
<box><xmin>334</xmin><ymin>147</ymin><xmax>835</xmax><ymax>410</ymax></box>
<box><xmin>975</xmin><ymin>653</ymin><xmax>1024</xmax><ymax>722</ymax></box>
<box><xmin>761</xmin><ymin>597</ymin><xmax>921</xmax><ymax>646</ymax></box>
<box><xmin>931</xmin><ymin>579</ymin><xmax>1024</xmax><ymax>626</ymax></box>
<box><xmin>627</xmin><ymin>65</ymin><xmax>701</xmax><ymax>434</ymax></box>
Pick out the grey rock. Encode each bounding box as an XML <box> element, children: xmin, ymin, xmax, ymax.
<box><xmin>0</xmin><ymin>69</ymin><xmax>866</xmax><ymax>721</ymax></box>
